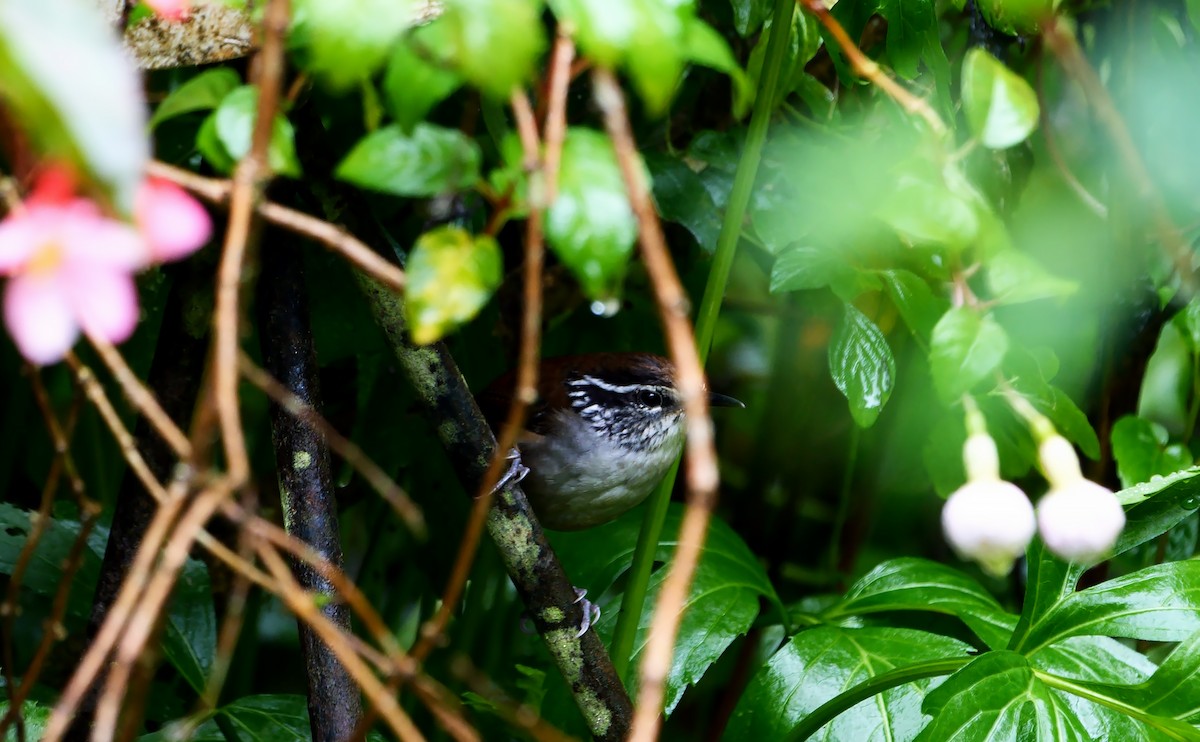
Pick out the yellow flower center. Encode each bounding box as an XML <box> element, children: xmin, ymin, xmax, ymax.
<box><xmin>26</xmin><ymin>242</ymin><xmax>64</xmax><ymax>275</ymax></box>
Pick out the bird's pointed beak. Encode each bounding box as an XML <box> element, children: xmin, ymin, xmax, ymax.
<box><xmin>708</xmin><ymin>391</ymin><xmax>745</xmax><ymax>409</ymax></box>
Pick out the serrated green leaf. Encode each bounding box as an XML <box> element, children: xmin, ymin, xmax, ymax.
<box><xmin>929</xmin><ymin>307</ymin><xmax>1009</xmax><ymax>401</ymax></box>
<box><xmin>1113</xmin><ymin>416</ymin><xmax>1194</xmax><ymax>489</ymax></box>
<box><xmin>0</xmin><ymin>0</ymin><xmax>148</xmax><ymax>212</ymax></box>
<box><xmin>987</xmin><ymin>249</ymin><xmax>1078</xmax><ymax>305</ymax></box>
<box><xmin>879</xmin><ymin>269</ymin><xmax>949</xmax><ymax>344</ymax></box>
<box><xmin>213</xmin><ymin>86</ymin><xmax>301</xmax><ymax>177</ymax></box>
<box><xmin>383</xmin><ymin>40</ymin><xmax>462</xmax><ymax>133</ymax></box>
<box><xmin>770</xmin><ymin>245</ymin><xmax>852</xmax><ymax>293</ymax></box>
<box><xmin>828</xmin><ymin>303</ymin><xmax>895</xmax><ymax>428</ymax></box>
<box><xmin>545</xmin><ymin>128</ymin><xmax>639</xmax><ymax>301</ymax></box>
<box><xmin>440</xmin><ymin>0</ymin><xmax>544</xmax><ymax>99</ymax></box>
<box><xmin>727</xmin><ymin>626</ymin><xmax>972</xmax><ymax>741</ymax></box>
<box><xmin>150</xmin><ymin>68</ymin><xmax>241</xmax><ymax>129</ymax></box>
<box><xmin>291</xmin><ymin>0</ymin><xmax>415</xmax><ymax>91</ymax></box>
<box><xmin>828</xmin><ymin>557</ymin><xmax>1016</xmax><ymax>650</ymax></box>
<box><xmin>336</xmin><ymin>123</ymin><xmax>481</xmax><ymax>196</ymax></box>
<box><xmin>404</xmin><ymin>226</ymin><xmax>501</xmax><ymax>345</ymax></box>
<box><xmin>645</xmin><ymin>152</ymin><xmax>723</xmax><ymax>251</ymax></box>
<box><xmin>1020</xmin><ymin>561</ymin><xmax>1200</xmax><ymax>654</ymax></box>
<box><xmin>917</xmin><ymin>652</ymin><xmax>1090</xmax><ymax>740</ymax></box>
<box><xmin>962</xmin><ymin>47</ymin><xmax>1040</xmax><ymax>149</ymax></box>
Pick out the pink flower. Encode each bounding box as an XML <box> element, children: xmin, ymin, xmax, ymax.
<box><xmin>144</xmin><ymin>0</ymin><xmax>192</xmax><ymax>21</ymax></box>
<box><xmin>136</xmin><ymin>177</ymin><xmax>212</xmax><ymax>261</ymax></box>
<box><xmin>0</xmin><ymin>198</ymin><xmax>147</xmax><ymax>365</ymax></box>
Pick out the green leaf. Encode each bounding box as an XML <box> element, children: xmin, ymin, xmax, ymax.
<box><xmin>929</xmin><ymin>308</ymin><xmax>1009</xmax><ymax>401</ymax></box>
<box><xmin>545</xmin><ymin>128</ymin><xmax>639</xmax><ymax>301</ymax></box>
<box><xmin>1020</xmin><ymin>561</ymin><xmax>1200</xmax><ymax>653</ymax></box>
<box><xmin>550</xmin><ymin>0</ymin><xmax>692</xmax><ymax>113</ymax></box>
<box><xmin>827</xmin><ymin>303</ymin><xmax>895</xmax><ymax>428</ymax></box>
<box><xmin>986</xmin><ymin>249</ymin><xmax>1079</xmax><ymax>305</ymax></box>
<box><xmin>748</xmin><ymin>10</ymin><xmax>821</xmax><ymax>113</ymax></box>
<box><xmin>0</xmin><ymin>700</ymin><xmax>49</xmax><ymax>740</ymax></box>
<box><xmin>727</xmin><ymin>626</ymin><xmax>972</xmax><ymax>740</ymax></box>
<box><xmin>150</xmin><ymin>68</ymin><xmax>241</xmax><ymax>129</ymax></box>
<box><xmin>770</xmin><ymin>245</ymin><xmax>853</xmax><ymax>293</ymax></box>
<box><xmin>961</xmin><ymin>47</ymin><xmax>1040</xmax><ymax>149</ymax></box>
<box><xmin>1031</xmin><ymin>635</ymin><xmax>1158</xmax><ymax>684</ymax></box>
<box><xmin>879</xmin><ymin>269</ymin><xmax>950</xmax><ymax>344</ymax></box>
<box><xmin>0</xmin><ymin>503</ymin><xmax>215</xmax><ymax>692</ymax></box>
<box><xmin>645</xmin><ymin>152</ymin><xmax>723</xmax><ymax>251</ymax></box>
<box><xmin>827</xmin><ymin>557</ymin><xmax>1016</xmax><ymax>650</ymax></box>
<box><xmin>383</xmin><ymin>40</ymin><xmax>462</xmax><ymax>133</ymax></box>
<box><xmin>1126</xmin><ymin>631</ymin><xmax>1200</xmax><ymax>722</ymax></box>
<box><xmin>683</xmin><ymin>17</ymin><xmax>752</xmax><ymax>117</ymax></box>
<box><xmin>729</xmin><ymin>0</ymin><xmax>772</xmax><ymax>36</ymax></box>
<box><xmin>1112</xmin><ymin>416</ymin><xmax>1194</xmax><ymax>489</ymax></box>
<box><xmin>195</xmin><ymin>112</ymin><xmax>236</xmax><ymax>174</ymax></box>
<box><xmin>1179</xmin><ymin>294</ymin><xmax>1200</xmax><ymax>350</ymax></box>
<box><xmin>439</xmin><ymin>0</ymin><xmax>545</xmax><ymax>99</ymax></box>
<box><xmin>918</xmin><ymin>651</ymin><xmax>1089</xmax><ymax>740</ymax></box>
<box><xmin>404</xmin><ymin>226</ymin><xmax>502</xmax><ymax>345</ymax></box>
<box><xmin>552</xmin><ymin>505</ymin><xmax>780</xmax><ymax>711</ymax></box>
<box><xmin>336</xmin><ymin>123</ymin><xmax>481</xmax><ymax>196</ymax></box>
<box><xmin>162</xmin><ymin>556</ymin><xmax>217</xmax><ymax>694</ymax></box>
<box><xmin>143</xmin><ymin>695</ymin><xmax>317</xmax><ymax>741</ymax></box>
<box><xmin>1114</xmin><ymin>467</ymin><xmax>1200</xmax><ymax>557</ymax></box>
<box><xmin>291</xmin><ymin>0</ymin><xmax>415</xmax><ymax>91</ymax></box>
<box><xmin>874</xmin><ymin>168</ymin><xmax>980</xmax><ymax>249</ymax></box>
<box><xmin>213</xmin><ymin>86</ymin><xmax>301</xmax><ymax>177</ymax></box>
<box><xmin>0</xmin><ymin>0</ymin><xmax>148</xmax><ymax>212</ymax></box>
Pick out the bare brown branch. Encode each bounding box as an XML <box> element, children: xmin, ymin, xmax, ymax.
<box><xmin>593</xmin><ymin>68</ymin><xmax>720</xmax><ymax>742</ymax></box>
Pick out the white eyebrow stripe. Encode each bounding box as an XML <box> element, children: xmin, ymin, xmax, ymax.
<box><xmin>568</xmin><ymin>375</ymin><xmax>662</xmax><ymax>394</ymax></box>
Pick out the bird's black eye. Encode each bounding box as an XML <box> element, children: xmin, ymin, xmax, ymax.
<box><xmin>639</xmin><ymin>390</ymin><xmax>664</xmax><ymax>408</ymax></box>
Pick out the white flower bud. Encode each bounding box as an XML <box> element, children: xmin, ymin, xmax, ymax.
<box><xmin>1037</xmin><ymin>480</ymin><xmax>1126</xmax><ymax>563</ymax></box>
<box><xmin>1039</xmin><ymin>435</ymin><xmax>1083</xmax><ymax>487</ymax></box>
<box><xmin>942</xmin><ymin>480</ymin><xmax>1036</xmax><ymax>577</ymax></box>
<box><xmin>963</xmin><ymin>433</ymin><xmax>1001</xmax><ymax>482</ymax></box>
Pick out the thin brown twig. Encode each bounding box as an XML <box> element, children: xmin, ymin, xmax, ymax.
<box><xmin>799</xmin><ymin>0</ymin><xmax>947</xmax><ymax>136</ymax></box>
<box><xmin>593</xmin><ymin>68</ymin><xmax>720</xmax><ymax>742</ymax></box>
<box><xmin>237</xmin><ymin>352</ymin><xmax>426</xmax><ymax>536</ymax></box>
<box><xmin>255</xmin><ymin>542</ymin><xmax>430</xmax><ymax>742</ymax></box>
<box><xmin>89</xmin><ymin>335</ymin><xmax>194</xmax><ymax>459</ymax></box>
<box><xmin>409</xmin><ymin>87</ymin><xmax>547</xmax><ymax>666</ymax></box>
<box><xmin>543</xmin><ymin>33</ymin><xmax>575</xmax><ymax>204</ymax></box>
<box><xmin>92</xmin><ymin>485</ymin><xmax>230</xmax><ymax>742</ymax></box>
<box><xmin>65</xmin><ymin>350</ymin><xmax>277</xmax><ymax>591</ymax></box>
<box><xmin>0</xmin><ymin>376</ymin><xmax>83</xmax><ymax>741</ymax></box>
<box><xmin>1035</xmin><ymin>55</ymin><xmax>1106</xmax><ymax>218</ymax></box>
<box><xmin>1041</xmin><ymin>17</ymin><xmax>1193</xmax><ymax>291</ymax></box>
<box><xmin>210</xmin><ymin>0</ymin><xmax>291</xmax><ymax>486</ymax></box>
<box><xmin>146</xmin><ymin>161</ymin><xmax>406</xmax><ymax>295</ymax></box>
<box><xmin>42</xmin><ymin>484</ymin><xmax>189</xmax><ymax>741</ymax></box>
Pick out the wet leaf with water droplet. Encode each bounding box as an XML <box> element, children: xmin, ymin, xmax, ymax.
<box><xmin>828</xmin><ymin>303</ymin><xmax>895</xmax><ymax>428</ymax></box>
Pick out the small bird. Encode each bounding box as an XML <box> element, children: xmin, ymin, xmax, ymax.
<box><xmin>479</xmin><ymin>353</ymin><xmax>743</xmax><ymax>531</ymax></box>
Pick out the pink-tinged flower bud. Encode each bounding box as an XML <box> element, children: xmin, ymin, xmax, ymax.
<box><xmin>942</xmin><ymin>480</ymin><xmax>1036</xmax><ymax>577</ymax></box>
<box><xmin>963</xmin><ymin>433</ymin><xmax>1001</xmax><ymax>482</ymax></box>
<box><xmin>1037</xmin><ymin>480</ymin><xmax>1126</xmax><ymax>563</ymax></box>
<box><xmin>1038</xmin><ymin>434</ymin><xmax>1082</xmax><ymax>487</ymax></box>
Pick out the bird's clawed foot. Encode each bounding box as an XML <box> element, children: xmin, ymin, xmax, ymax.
<box><xmin>490</xmin><ymin>447</ymin><xmax>529</xmax><ymax>496</ymax></box>
<box><xmin>574</xmin><ymin>587</ymin><xmax>601</xmax><ymax>638</ymax></box>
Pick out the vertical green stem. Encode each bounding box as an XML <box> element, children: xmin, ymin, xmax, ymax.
<box><xmin>827</xmin><ymin>425</ymin><xmax>859</xmax><ymax>574</ymax></box>
<box><xmin>609</xmin><ymin>0</ymin><xmax>797</xmax><ymax>680</ymax></box>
